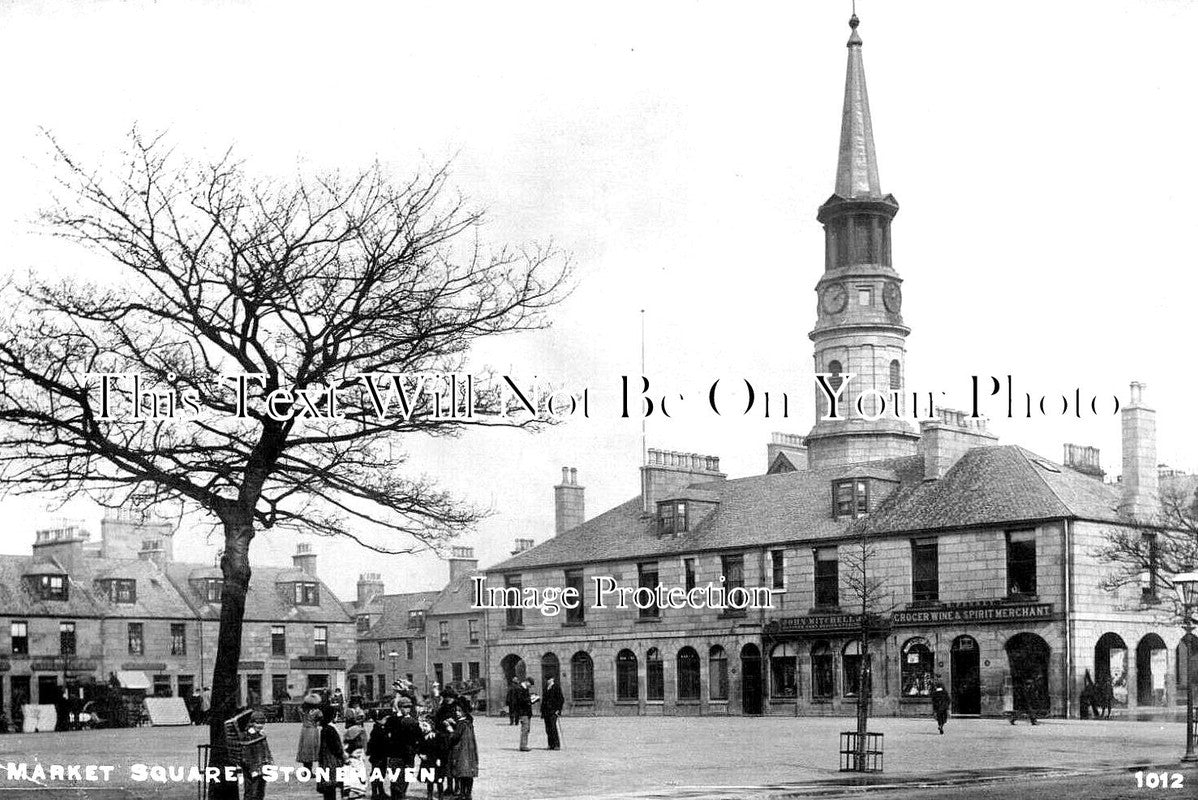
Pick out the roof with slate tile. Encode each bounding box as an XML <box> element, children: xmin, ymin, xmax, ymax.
<box><xmin>426</xmin><ymin>572</ymin><xmax>479</xmax><ymax>617</ymax></box>
<box><xmin>164</xmin><ymin>562</ymin><xmax>353</xmax><ymax>624</ymax></box>
<box><xmin>488</xmin><ymin>445</ymin><xmax>1141</xmax><ymax>573</ymax></box>
<box><xmin>359</xmin><ymin>591</ymin><xmax>439</xmax><ymax>641</ymax></box>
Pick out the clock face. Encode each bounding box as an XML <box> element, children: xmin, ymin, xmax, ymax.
<box><xmin>821</xmin><ymin>285</ymin><xmax>848</xmax><ymax>315</ymax></box>
<box><xmin>883</xmin><ymin>283</ymin><xmax>902</xmax><ymax>313</ymax></box>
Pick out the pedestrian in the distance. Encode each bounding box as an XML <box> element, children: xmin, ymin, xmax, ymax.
<box><xmin>930</xmin><ymin>680</ymin><xmax>951</xmax><ymax>734</ymax></box>
<box><xmin>541</xmin><ymin>676</ymin><xmax>564</xmax><ymax>750</ymax></box>
<box><xmin>505</xmin><ymin>678</ymin><xmax>519</xmax><ymax>726</ymax></box>
<box><xmin>513</xmin><ymin>678</ymin><xmax>535</xmax><ymax>752</ymax></box>
<box><xmin>296</xmin><ymin>691</ymin><xmax>322</xmax><ymax>769</ymax></box>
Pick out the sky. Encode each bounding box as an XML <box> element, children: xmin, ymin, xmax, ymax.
<box><xmin>0</xmin><ymin>0</ymin><xmax>1195</xmax><ymax>600</ymax></box>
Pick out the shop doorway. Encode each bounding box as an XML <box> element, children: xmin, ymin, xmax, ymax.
<box><xmin>1094</xmin><ymin>632</ymin><xmax>1128</xmax><ymax>707</ymax></box>
<box><xmin>740</xmin><ymin>643</ymin><xmax>763</xmax><ymax>715</ymax></box>
<box><xmin>950</xmin><ymin>635</ymin><xmax>981</xmax><ymax>714</ymax></box>
<box><xmin>1005</xmin><ymin>632</ymin><xmax>1051</xmax><ymax>715</ymax></box>
<box><xmin>1136</xmin><ymin>633</ymin><xmax>1167</xmax><ymax>706</ymax></box>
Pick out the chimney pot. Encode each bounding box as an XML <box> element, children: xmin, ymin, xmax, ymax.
<box><xmin>555</xmin><ymin>466</ymin><xmax>585</xmax><ymax>535</ymax></box>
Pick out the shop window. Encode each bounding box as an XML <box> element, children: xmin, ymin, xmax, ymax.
<box><xmin>843</xmin><ymin>640</ymin><xmax>872</xmax><ymax>698</ymax></box>
<box><xmin>677</xmin><ymin>647</ymin><xmax>701</xmax><ymax>701</ymax></box>
<box><xmin>811</xmin><ymin>642</ymin><xmax>834</xmax><ymax>699</ymax></box>
<box><xmin>646</xmin><ymin>648</ymin><xmax>664</xmax><ymax>701</ymax></box>
<box><xmin>770</xmin><ymin>642</ymin><xmax>798</xmax><ymax>699</ymax></box>
<box><xmin>153</xmin><ymin>674</ymin><xmax>172</xmax><ymax>698</ymax></box>
<box><xmin>616</xmin><ymin>649</ymin><xmax>638</xmax><ymax>701</ymax></box>
<box><xmin>901</xmin><ymin>638</ymin><xmax>934</xmax><ymax>697</ymax></box>
<box><xmin>709</xmin><ymin>646</ymin><xmax>728</xmax><ymax>701</ymax></box>
<box><xmin>1006</xmin><ymin>530</ymin><xmax>1037</xmax><ymax>596</ymax></box>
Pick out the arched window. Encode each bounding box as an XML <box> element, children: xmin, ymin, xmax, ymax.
<box><xmin>570</xmin><ymin>651</ymin><xmax>594</xmax><ymax>702</ymax></box>
<box><xmin>677</xmin><ymin>647</ymin><xmax>701</xmax><ymax>701</ymax></box>
<box><xmin>900</xmin><ymin>638</ymin><xmax>934</xmax><ymax>697</ymax></box>
<box><xmin>540</xmin><ymin>652</ymin><xmax>560</xmax><ymax>687</ymax></box>
<box><xmin>811</xmin><ymin>641</ymin><xmax>834</xmax><ymax>699</ymax></box>
<box><xmin>889</xmin><ymin>359</ymin><xmax>901</xmax><ymax>390</ymax></box>
<box><xmin>770</xmin><ymin>642</ymin><xmax>798</xmax><ymax>699</ymax></box>
<box><xmin>646</xmin><ymin>647</ymin><xmax>664</xmax><ymax>701</ymax></box>
<box><xmin>827</xmin><ymin>360</ymin><xmax>844</xmax><ymax>391</ymax></box>
<box><xmin>709</xmin><ymin>646</ymin><xmax>728</xmax><ymax>701</ymax></box>
<box><xmin>843</xmin><ymin>640</ymin><xmax>872</xmax><ymax>698</ymax></box>
<box><xmin>615</xmin><ymin>649</ymin><xmax>638</xmax><ymax>702</ymax></box>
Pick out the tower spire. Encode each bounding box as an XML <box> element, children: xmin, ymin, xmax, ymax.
<box><xmin>835</xmin><ymin>13</ymin><xmax>882</xmax><ymax>199</ymax></box>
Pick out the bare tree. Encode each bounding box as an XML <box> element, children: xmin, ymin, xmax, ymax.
<box><xmin>841</xmin><ymin>520</ymin><xmax>894</xmax><ymax>771</ymax></box>
<box><xmin>0</xmin><ymin>131</ymin><xmax>569</xmax><ymax>797</ymax></box>
<box><xmin>1097</xmin><ymin>477</ymin><xmax>1198</xmax><ymax>620</ymax></box>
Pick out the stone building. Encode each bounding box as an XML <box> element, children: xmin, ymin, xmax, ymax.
<box><xmin>351</xmin><ymin>546</ymin><xmax>488</xmax><ymax>699</ymax></box>
<box><xmin>0</xmin><ymin>515</ymin><xmax>354</xmax><ymax>717</ymax></box>
<box><xmin>479</xmin><ymin>15</ymin><xmax>1195</xmax><ymax>720</ymax></box>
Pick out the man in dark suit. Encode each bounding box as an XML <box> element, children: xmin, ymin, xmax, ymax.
<box><xmin>384</xmin><ymin>696</ymin><xmax>422</xmax><ymax>799</ymax></box>
<box><xmin>513</xmin><ymin>678</ymin><xmax>535</xmax><ymax>752</ymax></box>
<box><xmin>541</xmin><ymin>676</ymin><xmax>564</xmax><ymax>750</ymax></box>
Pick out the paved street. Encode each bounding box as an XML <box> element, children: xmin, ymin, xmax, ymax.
<box><xmin>0</xmin><ymin>715</ymin><xmax>1192</xmax><ymax>799</ymax></box>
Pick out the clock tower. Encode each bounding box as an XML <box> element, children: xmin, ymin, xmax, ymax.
<box><xmin>805</xmin><ymin>14</ymin><xmax>919</xmax><ymax>469</ymax></box>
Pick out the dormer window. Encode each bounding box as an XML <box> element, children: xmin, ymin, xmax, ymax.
<box><xmin>99</xmin><ymin>578</ymin><xmax>137</xmax><ymax>604</ymax></box>
<box><xmin>408</xmin><ymin>610</ymin><xmax>426</xmax><ymax>630</ymax></box>
<box><xmin>832</xmin><ymin>479</ymin><xmax>869</xmax><ymax>519</ymax></box>
<box><xmin>204</xmin><ymin>578</ymin><xmax>223</xmax><ymax>603</ymax></box>
<box><xmin>657</xmin><ymin>501</ymin><xmax>688</xmax><ymax>536</ymax></box>
<box><xmin>293</xmin><ymin>582</ymin><xmax>319</xmax><ymax>606</ymax></box>
<box><xmin>29</xmin><ymin>574</ymin><xmax>68</xmax><ymax>601</ymax></box>
<box><xmin>357</xmin><ymin>615</ymin><xmax>371</xmax><ymax>633</ymax></box>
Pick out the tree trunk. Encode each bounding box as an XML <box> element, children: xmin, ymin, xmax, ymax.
<box><xmin>207</xmin><ymin>518</ymin><xmax>254</xmax><ymax>800</ymax></box>
<box><xmin>855</xmin><ymin>627</ymin><xmax>870</xmax><ymax>771</ymax></box>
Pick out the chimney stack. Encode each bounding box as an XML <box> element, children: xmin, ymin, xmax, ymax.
<box><xmin>31</xmin><ymin>524</ymin><xmax>90</xmax><ymax>572</ymax></box>
<box><xmin>1062</xmin><ymin>444</ymin><xmax>1104</xmax><ymax>481</ymax></box>
<box><xmin>357</xmin><ymin>572</ymin><xmax>385</xmax><ymax>607</ymax></box>
<box><xmin>293</xmin><ymin>542</ymin><xmax>317</xmax><ymax>576</ymax></box>
<box><xmin>1118</xmin><ymin>381</ymin><xmax>1158</xmax><ymax>520</ymax></box>
<box><xmin>640</xmin><ymin>449</ymin><xmax>725</xmax><ymax>514</ymax></box>
<box><xmin>919</xmin><ymin>408</ymin><xmax>998</xmax><ymax>480</ymax></box>
<box><xmin>554</xmin><ymin>467</ymin><xmax>585</xmax><ymax>535</ymax></box>
<box><xmin>511</xmin><ymin>538</ymin><xmax>535</xmax><ymax>555</ymax></box>
<box><xmin>448</xmin><ymin>546</ymin><xmax>479</xmax><ymax>581</ymax></box>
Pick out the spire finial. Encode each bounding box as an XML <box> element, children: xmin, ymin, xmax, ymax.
<box><xmin>848</xmin><ymin>11</ymin><xmax>862</xmax><ymax>46</ymax></box>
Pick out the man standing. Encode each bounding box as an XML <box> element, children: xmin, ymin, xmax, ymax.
<box><xmin>930</xmin><ymin>681</ymin><xmax>951</xmax><ymax>734</ymax></box>
<box><xmin>1010</xmin><ymin>675</ymin><xmax>1039</xmax><ymax>725</ymax></box>
<box><xmin>505</xmin><ymin>678</ymin><xmax>519</xmax><ymax>726</ymax></box>
<box><xmin>513</xmin><ymin>678</ymin><xmax>535</xmax><ymax>752</ymax></box>
<box><xmin>541</xmin><ymin>676</ymin><xmax>564</xmax><ymax>750</ymax></box>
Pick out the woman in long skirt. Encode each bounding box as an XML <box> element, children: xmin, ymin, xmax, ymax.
<box><xmin>447</xmin><ymin>698</ymin><xmax>478</xmax><ymax>800</ymax></box>
<box><xmin>296</xmin><ymin>691</ymin><xmax>322</xmax><ymax>769</ymax></box>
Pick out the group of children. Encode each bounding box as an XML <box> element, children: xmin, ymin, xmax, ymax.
<box><xmin>285</xmin><ymin>681</ymin><xmax>478</xmax><ymax>800</ymax></box>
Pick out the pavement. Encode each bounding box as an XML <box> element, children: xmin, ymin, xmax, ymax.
<box><xmin>0</xmin><ymin>715</ymin><xmax>1192</xmax><ymax>799</ymax></box>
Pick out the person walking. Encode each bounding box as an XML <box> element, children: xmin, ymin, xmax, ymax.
<box><xmin>1010</xmin><ymin>675</ymin><xmax>1039</xmax><ymax>725</ymax></box>
<box><xmin>384</xmin><ymin>696</ymin><xmax>422</xmax><ymax>800</ymax></box>
<box><xmin>316</xmin><ymin>709</ymin><xmax>346</xmax><ymax>800</ymax></box>
<box><xmin>930</xmin><ymin>680</ymin><xmax>951</xmax><ymax>734</ymax></box>
<box><xmin>540</xmin><ymin>676</ymin><xmax>564</xmax><ymax>750</ymax></box>
<box><xmin>446</xmin><ymin>698</ymin><xmax>478</xmax><ymax>800</ymax></box>
<box><xmin>296</xmin><ymin>691</ymin><xmax>323</xmax><ymax>770</ymax></box>
<box><xmin>512</xmin><ymin>678</ymin><xmax>535</xmax><ymax>752</ymax></box>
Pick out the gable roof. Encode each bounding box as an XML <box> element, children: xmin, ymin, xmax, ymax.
<box><xmin>426</xmin><ymin>572</ymin><xmax>479</xmax><ymax>617</ymax></box>
<box><xmin>487</xmin><ymin>445</ymin><xmax>1137</xmax><ymax>573</ymax></box>
<box><xmin>359</xmin><ymin>591</ymin><xmax>439</xmax><ymax>641</ymax></box>
<box><xmin>164</xmin><ymin>562</ymin><xmax>353</xmax><ymax>624</ymax></box>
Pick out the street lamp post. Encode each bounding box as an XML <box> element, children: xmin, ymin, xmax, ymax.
<box><xmin>1173</xmin><ymin>571</ymin><xmax>1198</xmax><ymax>763</ymax></box>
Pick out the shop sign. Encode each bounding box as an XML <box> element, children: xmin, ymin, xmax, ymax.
<box><xmin>893</xmin><ymin>602</ymin><xmax>1054</xmax><ymax>627</ymax></box>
